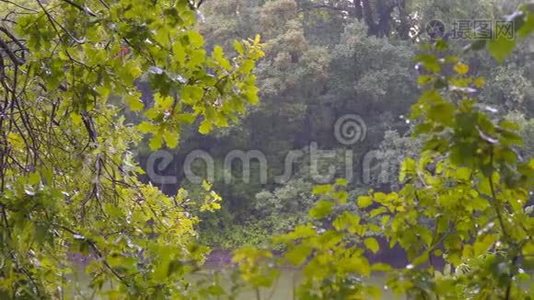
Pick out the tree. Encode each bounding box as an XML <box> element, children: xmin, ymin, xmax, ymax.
<box><xmin>0</xmin><ymin>0</ymin><xmax>262</xmax><ymax>298</ymax></box>
<box><xmin>190</xmin><ymin>0</ymin><xmax>534</xmax><ymax>249</ymax></box>
<box><xmin>233</xmin><ymin>3</ymin><xmax>534</xmax><ymax>299</ymax></box>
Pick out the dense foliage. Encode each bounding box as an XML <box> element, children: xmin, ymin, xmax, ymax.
<box><xmin>0</xmin><ymin>0</ymin><xmax>262</xmax><ymax>298</ymax></box>
<box><xmin>1</xmin><ymin>0</ymin><xmax>534</xmax><ymax>299</ymax></box>
<box><xmin>231</xmin><ymin>3</ymin><xmax>534</xmax><ymax>299</ymax></box>
<box><xmin>171</xmin><ymin>0</ymin><xmax>534</xmax><ymax>248</ymax></box>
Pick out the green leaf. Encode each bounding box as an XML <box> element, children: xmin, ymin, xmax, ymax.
<box><xmin>474</xmin><ymin>234</ymin><xmax>498</xmax><ymax>256</ymax></box>
<box><xmin>201</xmin><ymin>180</ymin><xmax>212</xmax><ymax>191</ymax></box>
<box><xmin>163</xmin><ymin>130</ymin><xmax>179</xmax><ymax>149</ymax></box>
<box><xmin>333</xmin><ymin>211</ymin><xmax>361</xmax><ymax>233</ymax></box>
<box><xmin>428</xmin><ymin>102</ymin><xmax>454</xmax><ymax>126</ymax></box>
<box><xmin>370</xmin><ymin>207</ymin><xmax>387</xmax><ymax>218</ymax></box>
<box><xmin>309</xmin><ymin>200</ymin><xmax>333</xmax><ymax>219</ymax></box>
<box><xmin>198</xmin><ymin>120</ymin><xmax>212</xmax><ymax>134</ymax></box>
<box><xmin>188</xmin><ymin>31</ymin><xmax>204</xmax><ymax>48</ymax></box>
<box><xmin>149</xmin><ymin>133</ymin><xmax>163</xmax><ymax>150</ymax></box>
<box><xmin>417</xmin><ymin>75</ymin><xmax>433</xmax><ymax>86</ymax></box>
<box><xmin>357</xmin><ymin>196</ymin><xmax>373</xmax><ymax>208</ymax></box>
<box><xmin>371</xmin><ymin>263</ymin><xmax>392</xmax><ymax>272</ymax></box>
<box><xmin>364</xmin><ymin>238</ymin><xmax>380</xmax><ymax>254</ymax></box>
<box><xmin>182</xmin><ymin>85</ymin><xmax>204</xmax><ymax>105</ymax></box>
<box><xmin>189</xmin><ymin>49</ymin><xmax>206</xmax><ymax>66</ymax></box>
<box><xmin>213</xmin><ymin>45</ymin><xmax>232</xmax><ymax>70</ymax></box>
<box><xmin>335</xmin><ymin>178</ymin><xmax>348</xmax><ymax>186</ymax></box>
<box><xmin>244</xmin><ymin>86</ymin><xmax>260</xmax><ymax>104</ymax></box>
<box><xmin>233</xmin><ymin>40</ymin><xmax>244</xmax><ymax>55</ymax></box>
<box><xmin>416</xmin><ymin>54</ymin><xmax>441</xmax><ymax>73</ymax></box>
<box><xmin>172</xmin><ymin>43</ymin><xmax>186</xmax><ymax>65</ymax></box>
<box><xmin>453</xmin><ymin>62</ymin><xmax>469</xmax><ymax>75</ymax></box>
<box><xmin>400</xmin><ymin>158</ymin><xmax>416</xmax><ymax>182</ymax></box>
<box><xmin>138</xmin><ymin>121</ymin><xmax>155</xmax><ymax>133</ymax></box>
<box><xmin>7</xmin><ymin>132</ymin><xmax>24</xmax><ymax>150</ymax></box>
<box><xmin>456</xmin><ymin>167</ymin><xmax>471</xmax><ymax>181</ymax></box>
<box><xmin>70</xmin><ymin>113</ymin><xmax>83</xmax><ymax>125</ymax></box>
<box><xmin>488</xmin><ymin>36</ymin><xmax>516</xmax><ymax>63</ymax></box>
<box><xmin>312</xmin><ymin>184</ymin><xmax>332</xmax><ymax>195</ymax></box>
<box><xmin>285</xmin><ymin>245</ymin><xmax>312</xmax><ymax>266</ymax></box>
<box><xmin>333</xmin><ymin>191</ymin><xmax>349</xmax><ymax>204</ymax></box>
<box><xmin>125</xmin><ymin>93</ymin><xmax>144</xmax><ymax>112</ymax></box>
<box><xmin>28</xmin><ymin>172</ymin><xmax>40</xmax><ymax>185</ymax></box>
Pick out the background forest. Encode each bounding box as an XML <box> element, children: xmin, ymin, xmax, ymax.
<box><xmin>137</xmin><ymin>0</ymin><xmax>534</xmax><ymax>249</ymax></box>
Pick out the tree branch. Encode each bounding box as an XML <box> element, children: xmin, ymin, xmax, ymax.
<box><xmin>60</xmin><ymin>0</ymin><xmax>97</xmax><ymax>17</ymax></box>
<box><xmin>0</xmin><ymin>38</ymin><xmax>24</xmax><ymax>65</ymax></box>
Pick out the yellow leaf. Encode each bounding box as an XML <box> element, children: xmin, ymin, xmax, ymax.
<box><xmin>198</xmin><ymin>120</ymin><xmax>212</xmax><ymax>134</ymax></box>
<box><xmin>28</xmin><ymin>172</ymin><xmax>41</xmax><ymax>185</ymax></box>
<box><xmin>474</xmin><ymin>77</ymin><xmax>486</xmax><ymax>88</ymax></box>
<box><xmin>357</xmin><ymin>196</ymin><xmax>373</xmax><ymax>208</ymax></box>
<box><xmin>7</xmin><ymin>133</ymin><xmax>24</xmax><ymax>150</ymax></box>
<box><xmin>202</xmin><ymin>180</ymin><xmax>212</xmax><ymax>191</ymax></box>
<box><xmin>453</xmin><ymin>62</ymin><xmax>469</xmax><ymax>75</ymax></box>
<box><xmin>70</xmin><ymin>113</ymin><xmax>83</xmax><ymax>126</ymax></box>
